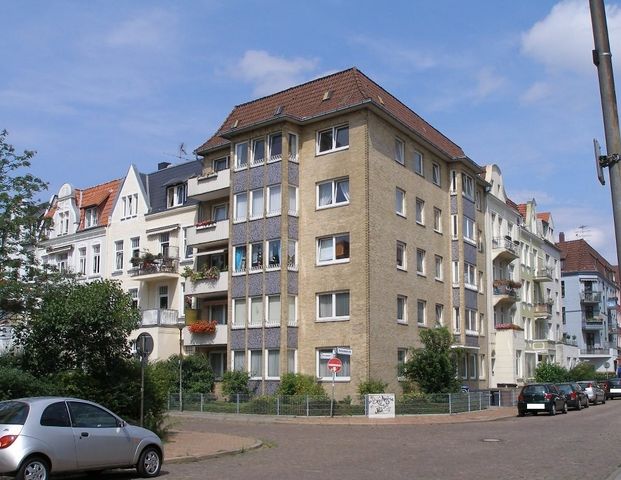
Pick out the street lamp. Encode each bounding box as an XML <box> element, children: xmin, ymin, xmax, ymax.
<box><xmin>177</xmin><ymin>320</ymin><xmax>185</xmax><ymax>412</ymax></box>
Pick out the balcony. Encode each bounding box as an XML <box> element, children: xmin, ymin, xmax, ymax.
<box><xmin>492</xmin><ymin>236</ymin><xmax>519</xmax><ymax>262</ymax></box>
<box><xmin>187</xmin><ymin>219</ymin><xmax>228</xmax><ymax>247</ymax></box>
<box><xmin>580</xmin><ymin>291</ymin><xmax>602</xmax><ymax>303</ymax></box>
<box><xmin>130</xmin><ymin>259</ymin><xmax>179</xmax><ymax>281</ymax></box>
<box><xmin>140</xmin><ymin>308</ymin><xmax>179</xmax><ymax>327</ymax></box>
<box><xmin>533</xmin><ymin>302</ymin><xmax>552</xmax><ymax>318</ymax></box>
<box><xmin>188</xmin><ymin>169</ymin><xmax>230</xmax><ymax>202</ymax></box>
<box><xmin>493</xmin><ymin>282</ymin><xmax>519</xmax><ymax>305</ymax></box>
<box><xmin>184</xmin><ymin>270</ymin><xmax>228</xmax><ymax>297</ymax></box>
<box><xmin>183</xmin><ymin>321</ymin><xmax>227</xmax><ymax>347</ymax></box>
<box><xmin>580</xmin><ymin>344</ymin><xmax>616</xmax><ymax>357</ymax></box>
<box><xmin>533</xmin><ymin>267</ymin><xmax>553</xmax><ymax>282</ymax></box>
<box><xmin>582</xmin><ymin>315</ymin><xmax>605</xmax><ymax>330</ymax></box>
<box><xmin>527</xmin><ymin>339</ymin><xmax>556</xmax><ymax>351</ymax></box>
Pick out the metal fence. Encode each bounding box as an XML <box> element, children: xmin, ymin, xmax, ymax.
<box><xmin>168</xmin><ymin>389</ymin><xmax>520</xmax><ymax>417</ymax></box>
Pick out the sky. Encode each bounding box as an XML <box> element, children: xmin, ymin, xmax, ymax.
<box><xmin>3</xmin><ymin>1</ymin><xmax>621</xmax><ymax>263</ymax></box>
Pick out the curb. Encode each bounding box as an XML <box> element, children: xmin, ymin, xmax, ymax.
<box><xmin>165</xmin><ymin>440</ymin><xmax>264</xmax><ymax>464</ymax></box>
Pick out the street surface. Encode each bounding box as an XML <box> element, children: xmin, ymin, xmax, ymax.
<box><xmin>4</xmin><ymin>401</ymin><xmax>621</xmax><ymax>480</ymax></box>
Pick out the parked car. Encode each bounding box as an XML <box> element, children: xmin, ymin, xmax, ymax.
<box><xmin>599</xmin><ymin>378</ymin><xmax>621</xmax><ymax>400</ymax></box>
<box><xmin>517</xmin><ymin>383</ymin><xmax>568</xmax><ymax>416</ymax></box>
<box><xmin>556</xmin><ymin>382</ymin><xmax>589</xmax><ymax>410</ymax></box>
<box><xmin>577</xmin><ymin>381</ymin><xmax>606</xmax><ymax>404</ymax></box>
<box><xmin>0</xmin><ymin>397</ymin><xmax>162</xmax><ymax>479</ymax></box>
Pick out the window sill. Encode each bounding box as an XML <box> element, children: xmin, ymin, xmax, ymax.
<box><xmin>418</xmin><ymin>323</ymin><xmax>427</xmax><ymax>328</ymax></box>
<box><xmin>316</xmin><ymin>202</ymin><xmax>349</xmax><ymax>211</ymax></box>
<box><xmin>318</xmin><ymin>377</ymin><xmax>350</xmax><ymax>382</ymax></box>
<box><xmin>416</xmin><ymin>221</ymin><xmax>425</xmax><ymax>227</ymax></box>
<box><xmin>397</xmin><ymin>266</ymin><xmax>407</xmax><ymax>272</ymax></box>
<box><xmin>434</xmin><ymin>277</ymin><xmax>444</xmax><ymax>283</ymax></box>
<box><xmin>233</xmin><ymin>218</ymin><xmax>247</xmax><ymax>224</ymax></box>
<box><xmin>416</xmin><ymin>272</ymin><xmax>426</xmax><ymax>278</ymax></box>
<box><xmin>316</xmin><ymin>317</ymin><xmax>350</xmax><ymax>323</ymax></box>
<box><xmin>248</xmin><ymin>324</ymin><xmax>262</xmax><ymax>329</ymax></box>
<box><xmin>316</xmin><ymin>259</ymin><xmax>350</xmax><ymax>267</ymax></box>
<box><xmin>231</xmin><ymin>325</ymin><xmax>245</xmax><ymax>330</ymax></box>
<box><xmin>397</xmin><ymin>320</ymin><xmax>408</xmax><ymax>325</ymax></box>
<box><xmin>316</xmin><ymin>146</ymin><xmax>349</xmax><ymax>157</ymax></box>
<box><xmin>396</xmin><ymin>212</ymin><xmax>406</xmax><ymax>218</ymax></box>
<box><xmin>466</xmin><ymin>330</ymin><xmax>479</xmax><ymax>336</ymax></box>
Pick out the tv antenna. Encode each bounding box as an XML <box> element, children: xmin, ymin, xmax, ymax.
<box><xmin>575</xmin><ymin>225</ymin><xmax>591</xmax><ymax>238</ymax></box>
<box><xmin>163</xmin><ymin>142</ymin><xmax>192</xmax><ymax>162</ymax></box>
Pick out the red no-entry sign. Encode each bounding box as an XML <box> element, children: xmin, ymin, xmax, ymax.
<box><xmin>327</xmin><ymin>357</ymin><xmax>342</xmax><ymax>373</ymax></box>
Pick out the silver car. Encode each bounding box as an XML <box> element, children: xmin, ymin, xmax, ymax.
<box><xmin>577</xmin><ymin>381</ymin><xmax>606</xmax><ymax>405</ymax></box>
<box><xmin>0</xmin><ymin>397</ymin><xmax>162</xmax><ymax>479</ymax></box>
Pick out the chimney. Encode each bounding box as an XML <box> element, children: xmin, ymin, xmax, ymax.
<box><xmin>158</xmin><ymin>162</ymin><xmax>171</xmax><ymax>171</ymax></box>
<box><xmin>559</xmin><ymin>232</ymin><xmax>565</xmax><ymax>243</ymax></box>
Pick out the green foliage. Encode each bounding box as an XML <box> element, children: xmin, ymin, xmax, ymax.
<box><xmin>14</xmin><ymin>279</ymin><xmax>139</xmax><ymax>376</ymax></box>
<box><xmin>358</xmin><ymin>378</ymin><xmax>388</xmax><ymax>396</ymax></box>
<box><xmin>534</xmin><ymin>362</ymin><xmax>570</xmax><ymax>383</ymax></box>
<box><xmin>277</xmin><ymin>373</ymin><xmax>326</xmax><ymax>396</ymax></box>
<box><xmin>568</xmin><ymin>362</ymin><xmax>597</xmax><ymax>381</ymax></box>
<box><xmin>221</xmin><ymin>370</ymin><xmax>250</xmax><ymax>397</ymax></box>
<box><xmin>401</xmin><ymin>327</ymin><xmax>460</xmax><ymax>394</ymax></box>
<box><xmin>155</xmin><ymin>354</ymin><xmax>215</xmax><ymax>394</ymax></box>
<box><xmin>0</xmin><ymin>363</ymin><xmax>53</xmax><ymax>400</ymax></box>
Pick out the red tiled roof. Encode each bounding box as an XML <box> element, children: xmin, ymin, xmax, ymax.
<box><xmin>77</xmin><ymin>179</ymin><xmax>122</xmax><ymax>230</ymax></box>
<box><xmin>537</xmin><ymin>212</ymin><xmax>551</xmax><ymax>223</ymax></box>
<box><xmin>516</xmin><ymin>203</ymin><xmax>527</xmax><ymax>218</ymax></box>
<box><xmin>506</xmin><ymin>198</ymin><xmax>520</xmax><ymax>211</ymax></box>
<box><xmin>196</xmin><ymin>67</ymin><xmax>465</xmax><ymax>159</ymax></box>
<box><xmin>557</xmin><ymin>238</ymin><xmax>616</xmax><ymax>279</ymax></box>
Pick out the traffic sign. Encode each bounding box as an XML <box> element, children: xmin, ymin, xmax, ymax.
<box><xmin>327</xmin><ymin>357</ymin><xmax>342</xmax><ymax>373</ymax></box>
<box><xmin>336</xmin><ymin>347</ymin><xmax>352</xmax><ymax>356</ymax></box>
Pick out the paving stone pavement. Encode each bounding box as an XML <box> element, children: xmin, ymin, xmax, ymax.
<box><xmin>164</xmin><ymin>406</ymin><xmax>516</xmax><ymax>463</ymax></box>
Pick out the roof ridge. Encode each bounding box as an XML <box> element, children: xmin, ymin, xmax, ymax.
<box><xmin>80</xmin><ymin>177</ymin><xmax>123</xmax><ymax>192</ymax></box>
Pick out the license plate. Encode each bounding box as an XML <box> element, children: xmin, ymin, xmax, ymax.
<box><xmin>611</xmin><ymin>388</ymin><xmax>621</xmax><ymax>393</ymax></box>
<box><xmin>527</xmin><ymin>403</ymin><xmax>545</xmax><ymax>409</ymax></box>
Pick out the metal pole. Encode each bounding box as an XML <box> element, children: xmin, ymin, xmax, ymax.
<box><xmin>590</xmin><ymin>0</ymin><xmax>621</xmax><ymax>267</ymax></box>
<box><xmin>140</xmin><ymin>354</ymin><xmax>145</xmax><ymax>426</ymax></box>
<box><xmin>330</xmin><ymin>371</ymin><xmax>335</xmax><ymax>417</ymax></box>
<box><xmin>178</xmin><ymin>326</ymin><xmax>183</xmax><ymax>412</ymax></box>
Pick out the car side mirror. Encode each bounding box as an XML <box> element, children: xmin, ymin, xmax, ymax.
<box><xmin>117</xmin><ymin>420</ymin><xmax>126</xmax><ymax>428</ymax></box>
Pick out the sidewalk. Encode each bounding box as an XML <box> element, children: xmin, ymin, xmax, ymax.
<box><xmin>164</xmin><ymin>406</ymin><xmax>516</xmax><ymax>463</ymax></box>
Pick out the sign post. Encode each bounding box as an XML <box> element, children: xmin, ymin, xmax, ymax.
<box><xmin>327</xmin><ymin>356</ymin><xmax>342</xmax><ymax>417</ymax></box>
<box><xmin>136</xmin><ymin>333</ymin><xmax>153</xmax><ymax>427</ymax></box>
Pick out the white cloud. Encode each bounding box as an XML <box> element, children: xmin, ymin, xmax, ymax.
<box><xmin>521</xmin><ymin>0</ymin><xmax>621</xmax><ymax>75</ymax></box>
<box><xmin>106</xmin><ymin>9</ymin><xmax>176</xmax><ymax>50</ymax></box>
<box><xmin>520</xmin><ymin>81</ymin><xmax>551</xmax><ymax>104</ymax></box>
<box><xmin>472</xmin><ymin>67</ymin><xmax>505</xmax><ymax>101</ymax></box>
<box><xmin>234</xmin><ymin>50</ymin><xmax>319</xmax><ymax>98</ymax></box>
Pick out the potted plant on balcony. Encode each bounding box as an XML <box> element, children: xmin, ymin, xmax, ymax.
<box><xmin>195</xmin><ymin>219</ymin><xmax>216</xmax><ymax>229</ymax></box>
<box><xmin>204</xmin><ymin>265</ymin><xmax>221</xmax><ymax>280</ymax></box>
<box><xmin>188</xmin><ymin>319</ymin><xmax>217</xmax><ymax>335</ymax></box>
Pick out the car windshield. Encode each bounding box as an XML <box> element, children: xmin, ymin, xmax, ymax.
<box><xmin>557</xmin><ymin>385</ymin><xmax>572</xmax><ymax>394</ymax></box>
<box><xmin>523</xmin><ymin>385</ymin><xmax>546</xmax><ymax>394</ymax></box>
<box><xmin>0</xmin><ymin>401</ymin><xmax>29</xmax><ymax>425</ymax></box>
<box><xmin>609</xmin><ymin>379</ymin><xmax>621</xmax><ymax>386</ymax></box>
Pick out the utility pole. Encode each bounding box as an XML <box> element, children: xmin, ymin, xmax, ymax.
<box><xmin>590</xmin><ymin>0</ymin><xmax>621</xmax><ymax>267</ymax></box>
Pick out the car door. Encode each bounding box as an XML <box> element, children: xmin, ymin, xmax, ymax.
<box><xmin>38</xmin><ymin>401</ymin><xmax>78</xmax><ymax>472</ymax></box>
<box><xmin>68</xmin><ymin>401</ymin><xmax>132</xmax><ymax>469</ymax></box>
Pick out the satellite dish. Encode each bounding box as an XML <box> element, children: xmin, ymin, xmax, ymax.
<box><xmin>594</xmin><ymin>139</ymin><xmax>606</xmax><ymax>186</ymax></box>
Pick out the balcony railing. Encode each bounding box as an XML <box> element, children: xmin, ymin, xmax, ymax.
<box><xmin>492</xmin><ymin>237</ymin><xmax>519</xmax><ymax>261</ymax></box>
<box><xmin>187</xmin><ymin>219</ymin><xmax>228</xmax><ymax>247</ymax></box>
<box><xmin>533</xmin><ymin>302</ymin><xmax>553</xmax><ymax>317</ymax></box>
<box><xmin>130</xmin><ymin>259</ymin><xmax>179</xmax><ymax>278</ymax></box>
<box><xmin>493</xmin><ymin>285</ymin><xmax>519</xmax><ymax>305</ymax></box>
<box><xmin>187</xmin><ymin>169</ymin><xmax>230</xmax><ymax>201</ymax></box>
<box><xmin>184</xmin><ymin>271</ymin><xmax>228</xmax><ymax>296</ymax></box>
<box><xmin>580</xmin><ymin>291</ymin><xmax>602</xmax><ymax>303</ymax></box>
<box><xmin>580</xmin><ymin>345</ymin><xmax>615</xmax><ymax>355</ymax></box>
<box><xmin>140</xmin><ymin>308</ymin><xmax>179</xmax><ymax>327</ymax></box>
<box><xmin>533</xmin><ymin>267</ymin><xmax>553</xmax><ymax>282</ymax></box>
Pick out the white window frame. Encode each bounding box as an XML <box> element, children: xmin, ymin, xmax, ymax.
<box><xmin>417</xmin><ymin>299</ymin><xmax>426</xmax><ymax>325</ymax></box>
<box><xmin>249</xmin><ymin>188</ymin><xmax>264</xmax><ymax>220</ymax></box>
<box><xmin>434</xmin><ymin>255</ymin><xmax>443</xmax><ymax>281</ymax></box>
<box><xmin>317</xmin><ymin>125</ymin><xmax>349</xmax><ymax>154</ymax></box>
<box><xmin>397</xmin><ymin>241</ymin><xmax>407</xmax><ymax>271</ymax></box>
<box><xmin>397</xmin><ymin>295</ymin><xmax>408</xmax><ymax>324</ymax></box>
<box><xmin>414</xmin><ymin>150</ymin><xmax>424</xmax><ymax>176</ymax></box>
<box><xmin>266</xmin><ymin>295</ymin><xmax>281</xmax><ymax>327</ymax></box>
<box><xmin>233</xmin><ymin>245</ymin><xmax>247</xmax><ymax>274</ymax></box>
<box><xmin>462</xmin><ymin>173</ymin><xmax>474</xmax><ymax>200</ymax></box>
<box><xmin>266</xmin><ymin>238</ymin><xmax>281</xmax><ymax>269</ymax></box>
<box><xmin>166</xmin><ymin>183</ymin><xmax>187</xmax><ymax>208</ymax></box>
<box><xmin>250</xmin><ymin>242</ymin><xmax>263</xmax><ymax>271</ymax></box>
<box><xmin>452</xmin><ymin>261</ymin><xmax>459</xmax><ymax>286</ymax></box>
<box><xmin>432</xmin><ymin>162</ymin><xmax>441</xmax><ymax>186</ymax></box>
<box><xmin>232</xmin><ymin>298</ymin><xmax>247</xmax><ymax>328</ymax></box>
<box><xmin>316</xmin><ymin>234</ymin><xmax>350</xmax><ymax>265</ymax></box>
<box><xmin>235</xmin><ymin>141</ymin><xmax>249</xmax><ymax>170</ymax></box>
<box><xmin>92</xmin><ymin>244</ymin><xmax>101</xmax><ymax>275</ymax></box>
<box><xmin>435</xmin><ymin>304</ymin><xmax>444</xmax><ymax>326</ymax></box>
<box><xmin>287</xmin><ymin>348</ymin><xmax>297</xmax><ymax>373</ymax></box>
<box><xmin>114</xmin><ymin>240</ymin><xmax>124</xmax><ymax>271</ymax></box>
<box><xmin>317</xmin><ymin>178</ymin><xmax>350</xmax><ymax>209</ymax></box>
<box><xmin>415</xmin><ymin>198</ymin><xmax>425</xmax><ymax>225</ymax></box>
<box><xmin>78</xmin><ymin>247</ymin><xmax>87</xmax><ymax>275</ymax></box>
<box><xmin>316</xmin><ymin>291</ymin><xmax>350</xmax><ymax>322</ymax></box>
<box><xmin>251</xmin><ymin>137</ymin><xmax>266</xmax><ymax>167</ymax></box>
<box><xmin>232</xmin><ymin>350</ymin><xmax>246</xmax><ymax>372</ymax></box>
<box><xmin>234</xmin><ymin>192</ymin><xmax>248</xmax><ymax>223</ymax></box>
<box><xmin>249</xmin><ymin>296</ymin><xmax>263</xmax><ymax>327</ymax></box>
<box><xmin>288</xmin><ymin>133</ymin><xmax>299</xmax><ymax>163</ymax></box>
<box><xmin>416</xmin><ymin>249</ymin><xmax>426</xmax><ymax>276</ymax></box>
<box><xmin>316</xmin><ymin>348</ymin><xmax>351</xmax><ymax>381</ymax></box>
<box><xmin>463</xmin><ymin>216</ymin><xmax>476</xmax><ymax>244</ymax></box>
<box><xmin>395</xmin><ymin>137</ymin><xmax>405</xmax><ymax>165</ymax></box>
<box><xmin>288</xmin><ymin>185</ymin><xmax>299</xmax><ymax>216</ymax></box>
<box><xmin>434</xmin><ymin>207</ymin><xmax>442</xmax><ymax>233</ymax></box>
<box><xmin>287</xmin><ymin>240</ymin><xmax>298</xmax><ymax>270</ymax></box>
<box><xmin>268</xmin><ymin>132</ymin><xmax>283</xmax><ymax>163</ymax></box>
<box><xmin>464</xmin><ymin>262</ymin><xmax>477</xmax><ymax>290</ymax></box>
<box><xmin>249</xmin><ymin>349</ymin><xmax>263</xmax><ymax>379</ymax></box>
<box><xmin>266</xmin><ymin>349</ymin><xmax>280</xmax><ymax>379</ymax></box>
<box><xmin>266</xmin><ymin>185</ymin><xmax>281</xmax><ymax>216</ymax></box>
<box><xmin>288</xmin><ymin>295</ymin><xmax>297</xmax><ymax>326</ymax></box>
<box><xmin>451</xmin><ymin>214</ymin><xmax>458</xmax><ymax>239</ymax></box>
<box><xmin>396</xmin><ymin>188</ymin><xmax>406</xmax><ymax>217</ymax></box>
<box><xmin>85</xmin><ymin>207</ymin><xmax>98</xmax><ymax>228</ymax></box>
<box><xmin>453</xmin><ymin>307</ymin><xmax>461</xmax><ymax>333</ymax></box>
<box><xmin>466</xmin><ymin>308</ymin><xmax>478</xmax><ymax>335</ymax></box>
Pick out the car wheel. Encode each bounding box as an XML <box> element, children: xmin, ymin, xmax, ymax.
<box><xmin>518</xmin><ymin>410</ymin><xmax>525</xmax><ymax>417</ymax></box>
<box><xmin>562</xmin><ymin>402</ymin><xmax>568</xmax><ymax>414</ymax></box>
<box><xmin>577</xmin><ymin>399</ymin><xmax>582</xmax><ymax>410</ymax></box>
<box><xmin>602</xmin><ymin>397</ymin><xmax>606</xmax><ymax>404</ymax></box>
<box><xmin>137</xmin><ymin>445</ymin><xmax>162</xmax><ymax>478</ymax></box>
<box><xmin>585</xmin><ymin>399</ymin><xmax>589</xmax><ymax>408</ymax></box>
<box><xmin>550</xmin><ymin>403</ymin><xmax>556</xmax><ymax>416</ymax></box>
<box><xmin>16</xmin><ymin>456</ymin><xmax>50</xmax><ymax>480</ymax></box>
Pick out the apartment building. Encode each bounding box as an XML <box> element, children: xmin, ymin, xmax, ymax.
<box><xmin>193</xmin><ymin>67</ymin><xmax>489</xmax><ymax>397</ymax></box>
<box><xmin>558</xmin><ymin>235</ymin><xmax>619</xmax><ymax>373</ymax></box>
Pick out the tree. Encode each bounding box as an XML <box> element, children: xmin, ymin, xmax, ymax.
<box><xmin>401</xmin><ymin>326</ymin><xmax>460</xmax><ymax>394</ymax></box>
<box><xmin>534</xmin><ymin>362</ymin><xmax>569</xmax><ymax>383</ymax></box>
<box><xmin>153</xmin><ymin>354</ymin><xmax>215</xmax><ymax>394</ymax></box>
<box><xmin>0</xmin><ymin>130</ymin><xmax>49</xmax><ymax>315</ymax></box>
<box><xmin>14</xmin><ymin>279</ymin><xmax>140</xmax><ymax>375</ymax></box>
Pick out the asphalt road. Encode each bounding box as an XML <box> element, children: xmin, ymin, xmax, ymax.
<box><xmin>5</xmin><ymin>401</ymin><xmax>621</xmax><ymax>480</ymax></box>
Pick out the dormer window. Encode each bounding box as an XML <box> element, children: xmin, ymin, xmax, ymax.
<box><xmin>58</xmin><ymin>211</ymin><xmax>70</xmax><ymax>235</ymax></box>
<box><xmin>213</xmin><ymin>156</ymin><xmax>229</xmax><ymax>172</ymax></box>
<box><xmin>167</xmin><ymin>183</ymin><xmax>187</xmax><ymax>208</ymax></box>
<box><xmin>85</xmin><ymin>208</ymin><xmax>98</xmax><ymax>228</ymax></box>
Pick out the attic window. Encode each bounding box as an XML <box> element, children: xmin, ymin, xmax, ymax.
<box><xmin>322</xmin><ymin>90</ymin><xmax>332</xmax><ymax>101</ymax></box>
<box><xmin>274</xmin><ymin>105</ymin><xmax>284</xmax><ymax>116</ymax></box>
<box><xmin>232</xmin><ymin>119</ymin><xmax>239</xmax><ymax>129</ymax></box>
<box><xmin>377</xmin><ymin>95</ymin><xmax>385</xmax><ymax>105</ymax></box>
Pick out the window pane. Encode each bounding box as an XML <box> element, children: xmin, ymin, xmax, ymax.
<box><xmin>267</xmin><ymin>350</ymin><xmax>280</xmax><ymax>377</ymax></box>
<box><xmin>233</xmin><ymin>351</ymin><xmax>245</xmax><ymax>371</ymax></box>
<box><xmin>236</xmin><ymin>143</ymin><xmax>248</xmax><ymax>167</ymax></box>
<box><xmin>288</xmin><ymin>296</ymin><xmax>296</xmax><ymax>324</ymax></box>
<box><xmin>318</xmin><ymin>182</ymin><xmax>333</xmax><ymax>206</ymax></box>
<box><xmin>335</xmin><ymin>180</ymin><xmax>349</xmax><ymax>203</ymax></box>
<box><xmin>251</xmin><ymin>297</ymin><xmax>263</xmax><ymax>325</ymax></box>
<box><xmin>234</xmin><ymin>299</ymin><xmax>246</xmax><ymax>327</ymax></box>
<box><xmin>289</xmin><ymin>187</ymin><xmax>297</xmax><ymax>213</ymax></box>
<box><xmin>250</xmin><ymin>350</ymin><xmax>263</xmax><ymax>377</ymax></box>
<box><xmin>318</xmin><ymin>294</ymin><xmax>332</xmax><ymax>318</ymax></box>
<box><xmin>335</xmin><ymin>292</ymin><xmax>349</xmax><ymax>317</ymax></box>
<box><xmin>251</xmin><ymin>189</ymin><xmax>263</xmax><ymax>217</ymax></box>
<box><xmin>270</xmin><ymin>134</ymin><xmax>282</xmax><ymax>157</ymax></box>
<box><xmin>268</xmin><ymin>296</ymin><xmax>281</xmax><ymax>324</ymax></box>
<box><xmin>319</xmin><ymin>130</ymin><xmax>333</xmax><ymax>152</ymax></box>
<box><xmin>335</xmin><ymin>126</ymin><xmax>349</xmax><ymax>148</ymax></box>
<box><xmin>235</xmin><ymin>193</ymin><xmax>247</xmax><ymax>221</ymax></box>
<box><xmin>251</xmin><ymin>243</ymin><xmax>263</xmax><ymax>267</ymax></box>
<box><xmin>335</xmin><ymin>235</ymin><xmax>350</xmax><ymax>260</ymax></box>
<box><xmin>268</xmin><ymin>240</ymin><xmax>281</xmax><ymax>267</ymax></box>
<box><xmin>253</xmin><ymin>139</ymin><xmax>265</xmax><ymax>161</ymax></box>
<box><xmin>288</xmin><ymin>349</ymin><xmax>296</xmax><ymax>373</ymax></box>
<box><xmin>318</xmin><ymin>238</ymin><xmax>333</xmax><ymax>262</ymax></box>
<box><xmin>269</xmin><ymin>186</ymin><xmax>281</xmax><ymax>214</ymax></box>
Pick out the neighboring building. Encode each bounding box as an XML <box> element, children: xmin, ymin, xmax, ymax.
<box><xmin>558</xmin><ymin>235</ymin><xmax>619</xmax><ymax>373</ymax></box>
<box><xmin>484</xmin><ymin>167</ymin><xmax>576</xmax><ymax>386</ymax></box>
<box><xmin>39</xmin><ymin>179</ymin><xmax>122</xmax><ymax>279</ymax></box>
<box><xmin>194</xmin><ymin>67</ymin><xmax>489</xmax><ymax>397</ymax></box>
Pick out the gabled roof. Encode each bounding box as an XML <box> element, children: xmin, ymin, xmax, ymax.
<box><xmin>557</xmin><ymin>238</ymin><xmax>617</xmax><ymax>280</ymax></box>
<box><xmin>77</xmin><ymin>178</ymin><xmax>123</xmax><ymax>230</ymax></box>
<box><xmin>516</xmin><ymin>203</ymin><xmax>527</xmax><ymax>218</ymax></box>
<box><xmin>145</xmin><ymin>160</ymin><xmax>203</xmax><ymax>215</ymax></box>
<box><xmin>195</xmin><ymin>67</ymin><xmax>465</xmax><ymax>159</ymax></box>
<box><xmin>537</xmin><ymin>212</ymin><xmax>551</xmax><ymax>223</ymax></box>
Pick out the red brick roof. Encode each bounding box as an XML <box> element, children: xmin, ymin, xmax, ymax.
<box><xmin>196</xmin><ymin>67</ymin><xmax>465</xmax><ymax>159</ymax></box>
<box><xmin>77</xmin><ymin>179</ymin><xmax>122</xmax><ymax>230</ymax></box>
<box><xmin>516</xmin><ymin>203</ymin><xmax>527</xmax><ymax>218</ymax></box>
<box><xmin>506</xmin><ymin>198</ymin><xmax>520</xmax><ymax>211</ymax></box>
<box><xmin>537</xmin><ymin>212</ymin><xmax>551</xmax><ymax>223</ymax></box>
<box><xmin>557</xmin><ymin>238</ymin><xmax>616</xmax><ymax>280</ymax></box>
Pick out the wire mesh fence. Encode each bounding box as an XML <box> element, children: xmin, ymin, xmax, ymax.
<box><xmin>168</xmin><ymin>389</ymin><xmax>519</xmax><ymax>417</ymax></box>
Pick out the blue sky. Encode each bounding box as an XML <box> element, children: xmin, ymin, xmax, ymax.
<box><xmin>3</xmin><ymin>1</ymin><xmax>621</xmax><ymax>262</ymax></box>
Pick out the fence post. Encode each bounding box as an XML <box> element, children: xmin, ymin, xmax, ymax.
<box><xmin>364</xmin><ymin>394</ymin><xmax>368</xmax><ymax>416</ymax></box>
<box><xmin>468</xmin><ymin>392</ymin><xmax>471</xmax><ymax>412</ymax></box>
<box><xmin>448</xmin><ymin>393</ymin><xmax>452</xmax><ymax>414</ymax></box>
<box><xmin>479</xmin><ymin>392</ymin><xmax>483</xmax><ymax>410</ymax></box>
<box><xmin>200</xmin><ymin>393</ymin><xmax>204</xmax><ymax>412</ymax></box>
<box><xmin>236</xmin><ymin>394</ymin><xmax>240</xmax><ymax>415</ymax></box>
<box><xmin>277</xmin><ymin>396</ymin><xmax>280</xmax><ymax>416</ymax></box>
<box><xmin>512</xmin><ymin>389</ymin><xmax>515</xmax><ymax>406</ymax></box>
<box><xmin>306</xmin><ymin>395</ymin><xmax>309</xmax><ymax>417</ymax></box>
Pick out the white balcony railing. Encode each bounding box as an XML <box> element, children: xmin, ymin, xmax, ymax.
<box><xmin>140</xmin><ymin>309</ymin><xmax>178</xmax><ymax>327</ymax></box>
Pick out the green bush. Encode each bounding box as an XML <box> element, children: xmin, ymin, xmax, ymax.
<box><xmin>569</xmin><ymin>362</ymin><xmax>597</xmax><ymax>381</ymax></box>
<box><xmin>0</xmin><ymin>364</ymin><xmax>53</xmax><ymax>400</ymax></box>
<box><xmin>534</xmin><ymin>362</ymin><xmax>570</xmax><ymax>383</ymax></box>
<box><xmin>221</xmin><ymin>370</ymin><xmax>250</xmax><ymax>397</ymax></box>
<box><xmin>358</xmin><ymin>378</ymin><xmax>388</xmax><ymax>396</ymax></box>
<box><xmin>277</xmin><ymin>373</ymin><xmax>326</xmax><ymax>396</ymax></box>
